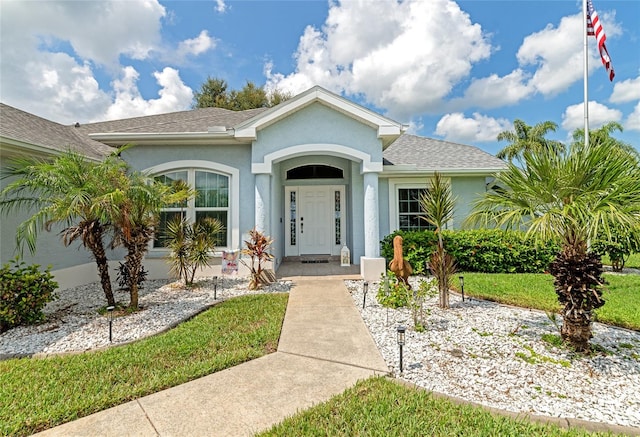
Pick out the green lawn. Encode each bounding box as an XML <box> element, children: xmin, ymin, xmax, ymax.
<box><xmin>456</xmin><ymin>272</ymin><xmax>640</xmax><ymax>331</ymax></box>
<box><xmin>3</xmin><ymin>272</ymin><xmax>638</xmax><ymax>437</ymax></box>
<box><xmin>0</xmin><ymin>293</ymin><xmax>288</xmax><ymax>437</ymax></box>
<box><xmin>260</xmin><ymin>377</ymin><xmax>618</xmax><ymax>437</ymax></box>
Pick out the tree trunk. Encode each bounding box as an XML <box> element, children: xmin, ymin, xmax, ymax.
<box><xmin>84</xmin><ymin>224</ymin><xmax>115</xmax><ymax>307</ymax></box>
<box><xmin>560</xmin><ymin>312</ymin><xmax>593</xmax><ymax>352</ymax></box>
<box><xmin>548</xmin><ymin>247</ymin><xmax>604</xmax><ymax>353</ymax></box>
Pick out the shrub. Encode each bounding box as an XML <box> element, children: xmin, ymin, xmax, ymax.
<box><xmin>241</xmin><ymin>228</ymin><xmax>275</xmax><ymax>290</ymax></box>
<box><xmin>592</xmin><ymin>227</ymin><xmax>640</xmax><ymax>271</ymax></box>
<box><xmin>376</xmin><ymin>271</ymin><xmax>411</xmax><ymax>308</ymax></box>
<box><xmin>445</xmin><ymin>229</ymin><xmax>559</xmax><ymax>273</ymax></box>
<box><xmin>381</xmin><ymin>229</ymin><xmax>559</xmax><ymax>274</ymax></box>
<box><xmin>0</xmin><ymin>257</ymin><xmax>58</xmax><ymax>332</ymax></box>
<box><xmin>165</xmin><ymin>216</ymin><xmax>224</xmax><ymax>286</ymax></box>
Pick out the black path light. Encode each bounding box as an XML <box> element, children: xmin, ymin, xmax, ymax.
<box><xmin>397</xmin><ymin>325</ymin><xmax>406</xmax><ymax>373</ymax></box>
<box><xmin>213</xmin><ymin>275</ymin><xmax>219</xmax><ymax>300</ymax></box>
<box><xmin>459</xmin><ymin>275</ymin><xmax>465</xmax><ymax>302</ymax></box>
<box><xmin>107</xmin><ymin>306</ymin><xmax>115</xmax><ymax>343</ymax></box>
<box><xmin>362</xmin><ymin>281</ymin><xmax>369</xmax><ymax>309</ymax></box>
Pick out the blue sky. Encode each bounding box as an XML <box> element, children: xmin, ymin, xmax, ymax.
<box><xmin>1</xmin><ymin>0</ymin><xmax>638</xmax><ymax>156</ymax></box>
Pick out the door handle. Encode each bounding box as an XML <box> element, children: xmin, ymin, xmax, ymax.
<box><xmin>301</xmin><ymin>217</ymin><xmax>303</xmax><ymax>233</ymax></box>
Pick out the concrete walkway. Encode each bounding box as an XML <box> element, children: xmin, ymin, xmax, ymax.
<box><xmin>34</xmin><ymin>278</ymin><xmax>388</xmax><ymax>437</ymax></box>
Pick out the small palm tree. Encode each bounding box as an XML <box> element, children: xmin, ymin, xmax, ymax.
<box><xmin>419</xmin><ymin>172</ymin><xmax>457</xmax><ymax>309</ymax></box>
<box><xmin>105</xmin><ymin>168</ymin><xmax>191</xmax><ymax>308</ymax></box>
<box><xmin>1</xmin><ymin>151</ymin><xmax>122</xmax><ymax>306</ymax></box>
<box><xmin>468</xmin><ymin>138</ymin><xmax>640</xmax><ymax>351</ymax></box>
<box><xmin>496</xmin><ymin>119</ymin><xmax>565</xmax><ymax>163</ymax></box>
<box><xmin>165</xmin><ymin>216</ymin><xmax>224</xmax><ymax>286</ymax></box>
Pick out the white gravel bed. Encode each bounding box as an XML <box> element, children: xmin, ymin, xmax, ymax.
<box><xmin>346</xmin><ymin>277</ymin><xmax>640</xmax><ymax>429</ymax></box>
<box><xmin>0</xmin><ymin>277</ymin><xmax>290</xmax><ymax>358</ymax></box>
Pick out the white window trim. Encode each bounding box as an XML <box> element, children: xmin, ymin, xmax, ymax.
<box><xmin>388</xmin><ymin>177</ymin><xmax>454</xmax><ymax>232</ymax></box>
<box><xmin>144</xmin><ymin>160</ymin><xmax>240</xmax><ymax>252</ymax></box>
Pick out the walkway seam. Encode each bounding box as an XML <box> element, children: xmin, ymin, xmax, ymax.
<box><xmin>277</xmin><ymin>350</ymin><xmax>389</xmax><ymax>374</ymax></box>
<box><xmin>136</xmin><ymin>399</ymin><xmax>160</xmax><ymax>436</ymax></box>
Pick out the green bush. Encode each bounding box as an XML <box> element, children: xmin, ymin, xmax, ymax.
<box><xmin>0</xmin><ymin>257</ymin><xmax>58</xmax><ymax>332</ymax></box>
<box><xmin>376</xmin><ymin>272</ymin><xmax>411</xmax><ymax>308</ymax></box>
<box><xmin>591</xmin><ymin>227</ymin><xmax>640</xmax><ymax>271</ymax></box>
<box><xmin>381</xmin><ymin>229</ymin><xmax>559</xmax><ymax>274</ymax></box>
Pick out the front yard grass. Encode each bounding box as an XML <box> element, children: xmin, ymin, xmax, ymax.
<box><xmin>0</xmin><ymin>293</ymin><xmax>288</xmax><ymax>437</ymax></box>
<box><xmin>458</xmin><ymin>273</ymin><xmax>640</xmax><ymax>331</ymax></box>
<box><xmin>260</xmin><ymin>377</ymin><xmax>617</xmax><ymax>437</ymax></box>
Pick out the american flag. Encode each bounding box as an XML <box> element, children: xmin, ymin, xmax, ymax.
<box><xmin>587</xmin><ymin>0</ymin><xmax>615</xmax><ymax>81</ymax></box>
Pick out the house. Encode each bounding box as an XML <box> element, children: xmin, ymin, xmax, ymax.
<box><xmin>0</xmin><ymin>86</ymin><xmax>506</xmax><ymax>288</ymax></box>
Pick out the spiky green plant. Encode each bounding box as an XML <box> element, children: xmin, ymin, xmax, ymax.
<box><xmin>467</xmin><ymin>138</ymin><xmax>640</xmax><ymax>351</ymax></box>
<box><xmin>419</xmin><ymin>172</ymin><xmax>457</xmax><ymax>308</ymax></box>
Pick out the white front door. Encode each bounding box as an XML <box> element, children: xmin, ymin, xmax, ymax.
<box><xmin>299</xmin><ymin>186</ymin><xmax>331</xmax><ymax>254</ymax></box>
<box><xmin>285</xmin><ymin>185</ymin><xmax>346</xmax><ymax>256</ymax></box>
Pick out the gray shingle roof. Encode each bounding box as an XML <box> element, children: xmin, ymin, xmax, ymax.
<box><xmin>0</xmin><ymin>103</ymin><xmax>112</xmax><ymax>159</ymax></box>
<box><xmin>384</xmin><ymin>134</ymin><xmax>506</xmax><ymax>171</ymax></box>
<box><xmin>78</xmin><ymin>107</ymin><xmax>268</xmax><ymax>134</ymax></box>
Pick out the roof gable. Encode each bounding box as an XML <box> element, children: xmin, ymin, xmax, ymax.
<box><xmin>234</xmin><ymin>86</ymin><xmax>405</xmax><ymax>146</ymax></box>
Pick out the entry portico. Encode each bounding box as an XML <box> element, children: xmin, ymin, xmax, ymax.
<box><xmin>238</xmin><ymin>86</ymin><xmax>404</xmax><ymax>278</ymax></box>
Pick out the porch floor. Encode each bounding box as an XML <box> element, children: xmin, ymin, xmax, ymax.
<box><xmin>276</xmin><ymin>259</ymin><xmax>361</xmax><ymax>279</ymax></box>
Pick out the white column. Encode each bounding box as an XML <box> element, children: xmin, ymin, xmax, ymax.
<box><xmin>255</xmin><ymin>173</ymin><xmax>270</xmax><ymax>235</ymax></box>
<box><xmin>363</xmin><ymin>171</ymin><xmax>379</xmax><ymax>257</ymax></box>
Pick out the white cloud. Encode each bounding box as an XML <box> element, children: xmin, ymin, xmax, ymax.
<box><xmin>214</xmin><ymin>0</ymin><xmax>227</xmax><ymax>13</ymax></box>
<box><xmin>102</xmin><ymin>67</ymin><xmax>193</xmax><ymax>121</ymax></box>
<box><xmin>561</xmin><ymin>101</ymin><xmax>623</xmax><ymax>133</ymax></box>
<box><xmin>625</xmin><ymin>102</ymin><xmax>640</xmax><ymax>132</ymax></box>
<box><xmin>610</xmin><ymin>75</ymin><xmax>640</xmax><ymax>104</ymax></box>
<box><xmin>435</xmin><ymin>112</ymin><xmax>511</xmax><ymax>143</ymax></box>
<box><xmin>177</xmin><ymin>30</ymin><xmax>217</xmax><ymax>58</ymax></box>
<box><xmin>265</xmin><ymin>0</ymin><xmax>492</xmax><ymax>120</ymax></box>
<box><xmin>453</xmin><ymin>70</ymin><xmax>533</xmax><ymax>109</ymax></box>
<box><xmin>0</xmin><ymin>0</ymin><xmax>198</xmax><ymax>124</ymax></box>
<box><xmin>518</xmin><ymin>11</ymin><xmax>620</xmax><ymax>97</ymax></box>
<box><xmin>1</xmin><ymin>0</ymin><xmax>166</xmax><ymax>67</ymax></box>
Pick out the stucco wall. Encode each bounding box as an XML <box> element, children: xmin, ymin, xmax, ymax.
<box><xmin>121</xmin><ymin>143</ymin><xmax>254</xmax><ymax>250</ymax></box>
<box><xmin>252</xmin><ymin>102</ymin><xmax>383</xmax><ymax>166</ymax></box>
<box><xmin>450</xmin><ymin>176</ymin><xmax>487</xmax><ymax>229</ymax></box>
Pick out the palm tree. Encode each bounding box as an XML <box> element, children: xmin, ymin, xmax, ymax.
<box><xmin>496</xmin><ymin>119</ymin><xmax>565</xmax><ymax>162</ymax></box>
<box><xmin>106</xmin><ymin>170</ymin><xmax>191</xmax><ymax>308</ymax></box>
<box><xmin>467</xmin><ymin>139</ymin><xmax>640</xmax><ymax>351</ymax></box>
<box><xmin>419</xmin><ymin>172</ymin><xmax>457</xmax><ymax>309</ymax></box>
<box><xmin>572</xmin><ymin>122</ymin><xmax>640</xmax><ymax>160</ymax></box>
<box><xmin>0</xmin><ymin>151</ymin><xmax>122</xmax><ymax>306</ymax></box>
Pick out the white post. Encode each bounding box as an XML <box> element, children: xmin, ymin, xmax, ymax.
<box><xmin>255</xmin><ymin>173</ymin><xmax>270</xmax><ymax>235</ymax></box>
<box><xmin>583</xmin><ymin>0</ymin><xmax>590</xmax><ymax>148</ymax></box>
<box><xmin>363</xmin><ymin>172</ymin><xmax>379</xmax><ymax>257</ymax></box>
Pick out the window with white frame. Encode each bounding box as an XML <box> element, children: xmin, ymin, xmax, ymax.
<box><xmin>397</xmin><ymin>188</ymin><xmax>435</xmax><ymax>232</ymax></box>
<box><xmin>154</xmin><ymin>169</ymin><xmax>229</xmax><ymax>248</ymax></box>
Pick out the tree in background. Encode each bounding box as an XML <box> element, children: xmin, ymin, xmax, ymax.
<box><xmin>468</xmin><ymin>138</ymin><xmax>640</xmax><ymax>351</ymax></box>
<box><xmin>193</xmin><ymin>77</ymin><xmax>291</xmax><ymax>110</ymax></box>
<box><xmin>496</xmin><ymin>119</ymin><xmax>565</xmax><ymax>163</ymax></box>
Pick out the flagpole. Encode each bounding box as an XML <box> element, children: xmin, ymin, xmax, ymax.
<box><xmin>583</xmin><ymin>0</ymin><xmax>590</xmax><ymax>148</ymax></box>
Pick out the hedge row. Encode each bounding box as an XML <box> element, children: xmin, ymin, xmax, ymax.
<box><xmin>381</xmin><ymin>229</ymin><xmax>560</xmax><ymax>274</ymax></box>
